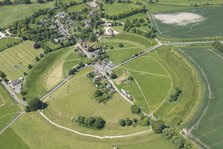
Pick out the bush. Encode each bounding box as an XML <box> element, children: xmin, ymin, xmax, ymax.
<box><xmin>119</xmin><ymin>119</ymin><xmax>126</xmax><ymax>126</ymax></box>
<box><xmin>131</xmin><ymin>105</ymin><xmax>141</xmax><ymax>114</ymax></box>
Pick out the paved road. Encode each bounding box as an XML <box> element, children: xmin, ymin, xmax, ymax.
<box><xmin>1</xmin><ymin>81</ymin><xmax>27</xmax><ymax>105</ymax></box>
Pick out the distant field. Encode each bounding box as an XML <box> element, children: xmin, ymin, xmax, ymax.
<box><xmin>0</xmin><ymin>2</ymin><xmax>54</xmax><ymax>28</ymax></box>
<box><xmin>101</xmin><ymin>33</ymin><xmax>156</xmax><ymax>64</ymax></box>
<box><xmin>67</xmin><ymin>3</ymin><xmax>87</xmax><ymax>13</ymax></box>
<box><xmin>0</xmin><ymin>37</ymin><xmax>22</xmax><ymax>52</ymax></box>
<box><xmin>156</xmin><ymin>0</ymin><xmax>223</xmax><ymax>6</ymax></box>
<box><xmin>152</xmin><ymin>7</ymin><xmax>223</xmax><ymax>38</ymax></box>
<box><xmin>182</xmin><ymin>47</ymin><xmax>223</xmax><ymax>148</ymax></box>
<box><xmin>61</xmin><ymin>0</ymin><xmax>82</xmax><ymax>5</ymax></box>
<box><xmin>43</xmin><ymin>67</ymin><xmax>148</xmax><ymax>135</ymax></box>
<box><xmin>0</xmin><ymin>41</ymin><xmax>42</xmax><ymax>80</ymax></box>
<box><xmin>0</xmin><ymin>84</ymin><xmax>18</xmax><ymax>130</ymax></box>
<box><xmin>104</xmin><ymin>2</ymin><xmax>143</xmax><ymax>17</ymax></box>
<box><xmin>118</xmin><ymin>12</ymin><xmax>148</xmax><ymax>23</ymax></box>
<box><xmin>23</xmin><ymin>47</ymin><xmax>86</xmax><ymax>100</ymax></box>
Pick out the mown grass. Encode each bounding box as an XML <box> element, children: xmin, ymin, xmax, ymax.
<box><xmin>0</xmin><ymin>37</ymin><xmax>22</xmax><ymax>52</ymax></box>
<box><xmin>67</xmin><ymin>3</ymin><xmax>87</xmax><ymax>13</ymax></box>
<box><xmin>43</xmin><ymin>67</ymin><xmax>148</xmax><ymax>135</ymax></box>
<box><xmin>118</xmin><ymin>12</ymin><xmax>148</xmax><ymax>23</ymax></box>
<box><xmin>0</xmin><ymin>2</ymin><xmax>54</xmax><ymax>28</ymax></box>
<box><xmin>182</xmin><ymin>47</ymin><xmax>223</xmax><ymax>148</ymax></box>
<box><xmin>0</xmin><ymin>41</ymin><xmax>42</xmax><ymax>80</ymax></box>
<box><xmin>0</xmin><ymin>84</ymin><xmax>18</xmax><ymax>130</ymax></box>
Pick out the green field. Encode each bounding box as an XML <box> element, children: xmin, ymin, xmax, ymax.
<box><xmin>23</xmin><ymin>47</ymin><xmax>86</xmax><ymax>100</ymax></box>
<box><xmin>104</xmin><ymin>2</ymin><xmax>143</xmax><ymax>17</ymax></box>
<box><xmin>118</xmin><ymin>12</ymin><xmax>148</xmax><ymax>23</ymax></box>
<box><xmin>67</xmin><ymin>3</ymin><xmax>87</xmax><ymax>13</ymax></box>
<box><xmin>181</xmin><ymin>46</ymin><xmax>223</xmax><ymax>148</ymax></box>
<box><xmin>61</xmin><ymin>0</ymin><xmax>82</xmax><ymax>5</ymax></box>
<box><xmin>101</xmin><ymin>33</ymin><xmax>156</xmax><ymax>64</ymax></box>
<box><xmin>0</xmin><ymin>37</ymin><xmax>22</xmax><ymax>52</ymax></box>
<box><xmin>152</xmin><ymin>7</ymin><xmax>223</xmax><ymax>38</ymax></box>
<box><xmin>0</xmin><ymin>111</ymin><xmax>176</xmax><ymax>149</ymax></box>
<box><xmin>43</xmin><ymin>67</ymin><xmax>149</xmax><ymax>135</ymax></box>
<box><xmin>0</xmin><ymin>41</ymin><xmax>42</xmax><ymax>80</ymax></box>
<box><xmin>0</xmin><ymin>2</ymin><xmax>54</xmax><ymax>28</ymax></box>
<box><xmin>0</xmin><ymin>84</ymin><xmax>18</xmax><ymax>130</ymax></box>
<box><xmin>155</xmin><ymin>0</ymin><xmax>223</xmax><ymax>6</ymax></box>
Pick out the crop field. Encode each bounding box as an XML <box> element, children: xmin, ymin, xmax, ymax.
<box><xmin>23</xmin><ymin>47</ymin><xmax>86</xmax><ymax>100</ymax></box>
<box><xmin>0</xmin><ymin>85</ymin><xmax>18</xmax><ymax>130</ymax></box>
<box><xmin>181</xmin><ymin>46</ymin><xmax>223</xmax><ymax>148</ymax></box>
<box><xmin>0</xmin><ymin>2</ymin><xmax>54</xmax><ymax>28</ymax></box>
<box><xmin>152</xmin><ymin>7</ymin><xmax>223</xmax><ymax>38</ymax></box>
<box><xmin>155</xmin><ymin>0</ymin><xmax>223</xmax><ymax>6</ymax></box>
<box><xmin>0</xmin><ymin>41</ymin><xmax>42</xmax><ymax>80</ymax></box>
<box><xmin>101</xmin><ymin>33</ymin><xmax>156</xmax><ymax>64</ymax></box>
<box><xmin>0</xmin><ymin>37</ymin><xmax>22</xmax><ymax>52</ymax></box>
<box><xmin>43</xmin><ymin>67</ymin><xmax>148</xmax><ymax>135</ymax></box>
<box><xmin>104</xmin><ymin>2</ymin><xmax>143</xmax><ymax>17</ymax></box>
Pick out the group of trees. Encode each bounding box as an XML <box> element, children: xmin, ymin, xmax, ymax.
<box><xmin>131</xmin><ymin>105</ymin><xmax>141</xmax><ymax>114</ymax></box>
<box><xmin>68</xmin><ymin>62</ymin><xmax>85</xmax><ymax>75</ymax></box>
<box><xmin>0</xmin><ymin>71</ymin><xmax>7</xmax><ymax>81</ymax></box>
<box><xmin>94</xmin><ymin>89</ymin><xmax>111</xmax><ymax>103</ymax></box>
<box><xmin>25</xmin><ymin>98</ymin><xmax>47</xmax><ymax>112</ymax></box>
<box><xmin>75</xmin><ymin>116</ymin><xmax>106</xmax><ymax>129</ymax></box>
<box><xmin>0</xmin><ymin>0</ymin><xmax>52</xmax><ymax>5</ymax></box>
<box><xmin>124</xmin><ymin>19</ymin><xmax>156</xmax><ymax>38</ymax></box>
<box><xmin>169</xmin><ymin>87</ymin><xmax>183</xmax><ymax>102</ymax></box>
<box><xmin>119</xmin><ymin>116</ymin><xmax>150</xmax><ymax>127</ymax></box>
<box><xmin>105</xmin><ymin>6</ymin><xmax>147</xmax><ymax>20</ymax></box>
<box><xmin>213</xmin><ymin>41</ymin><xmax>223</xmax><ymax>53</ymax></box>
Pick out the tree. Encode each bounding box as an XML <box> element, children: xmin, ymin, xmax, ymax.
<box><xmin>95</xmin><ymin>117</ymin><xmax>106</xmax><ymax>129</ymax></box>
<box><xmin>110</xmin><ymin>73</ymin><xmax>117</xmax><ymax>79</ymax></box>
<box><xmin>35</xmin><ymin>56</ymin><xmax>40</xmax><ymax>61</ymax></box>
<box><xmin>127</xmin><ymin>75</ymin><xmax>134</xmax><ymax>81</ymax></box>
<box><xmin>125</xmin><ymin>118</ymin><xmax>133</xmax><ymax>126</ymax></box>
<box><xmin>131</xmin><ymin>105</ymin><xmax>141</xmax><ymax>114</ymax></box>
<box><xmin>119</xmin><ymin>119</ymin><xmax>126</xmax><ymax>126</ymax></box>
<box><xmin>95</xmin><ymin>90</ymin><xmax>103</xmax><ymax>97</ymax></box>
<box><xmin>118</xmin><ymin>43</ymin><xmax>124</xmax><ymax>48</ymax></box>
<box><xmin>34</xmin><ymin>42</ymin><xmax>41</xmax><ymax>49</ymax></box>
<box><xmin>28</xmin><ymin>64</ymin><xmax>32</xmax><ymax>69</ymax></box>
<box><xmin>26</xmin><ymin>98</ymin><xmax>44</xmax><ymax>112</ymax></box>
<box><xmin>151</xmin><ymin>120</ymin><xmax>166</xmax><ymax>134</ymax></box>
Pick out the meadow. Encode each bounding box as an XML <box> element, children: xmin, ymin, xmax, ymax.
<box><xmin>67</xmin><ymin>3</ymin><xmax>88</xmax><ymax>13</ymax></box>
<box><xmin>0</xmin><ymin>111</ymin><xmax>176</xmax><ymax>149</ymax></box>
<box><xmin>0</xmin><ymin>37</ymin><xmax>22</xmax><ymax>52</ymax></box>
<box><xmin>0</xmin><ymin>41</ymin><xmax>42</xmax><ymax>80</ymax></box>
<box><xmin>0</xmin><ymin>2</ymin><xmax>54</xmax><ymax>28</ymax></box>
<box><xmin>23</xmin><ymin>47</ymin><xmax>86</xmax><ymax>100</ymax></box>
<box><xmin>182</xmin><ymin>46</ymin><xmax>223</xmax><ymax>148</ymax></box>
<box><xmin>152</xmin><ymin>7</ymin><xmax>223</xmax><ymax>38</ymax></box>
<box><xmin>43</xmin><ymin>67</ymin><xmax>148</xmax><ymax>135</ymax></box>
<box><xmin>115</xmin><ymin>52</ymin><xmax>172</xmax><ymax>114</ymax></box>
<box><xmin>101</xmin><ymin>33</ymin><xmax>156</xmax><ymax>64</ymax></box>
<box><xmin>155</xmin><ymin>0</ymin><xmax>223</xmax><ymax>6</ymax></box>
<box><xmin>0</xmin><ymin>84</ymin><xmax>18</xmax><ymax>130</ymax></box>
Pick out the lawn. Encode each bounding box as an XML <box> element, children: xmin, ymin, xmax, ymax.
<box><xmin>0</xmin><ymin>41</ymin><xmax>42</xmax><ymax>80</ymax></box>
<box><xmin>0</xmin><ymin>2</ymin><xmax>54</xmax><ymax>28</ymax></box>
<box><xmin>101</xmin><ymin>33</ymin><xmax>156</xmax><ymax>64</ymax></box>
<box><xmin>23</xmin><ymin>47</ymin><xmax>86</xmax><ymax>100</ymax></box>
<box><xmin>181</xmin><ymin>46</ymin><xmax>223</xmax><ymax>148</ymax></box>
<box><xmin>0</xmin><ymin>84</ymin><xmax>18</xmax><ymax>130</ymax></box>
<box><xmin>104</xmin><ymin>2</ymin><xmax>143</xmax><ymax>17</ymax></box>
<box><xmin>152</xmin><ymin>6</ymin><xmax>223</xmax><ymax>38</ymax></box>
<box><xmin>0</xmin><ymin>37</ymin><xmax>22</xmax><ymax>52</ymax></box>
<box><xmin>62</xmin><ymin>0</ymin><xmax>82</xmax><ymax>5</ymax></box>
<box><xmin>43</xmin><ymin>67</ymin><xmax>149</xmax><ymax>135</ymax></box>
